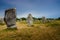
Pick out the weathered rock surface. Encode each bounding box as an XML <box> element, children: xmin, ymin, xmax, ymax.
<box><xmin>4</xmin><ymin>8</ymin><xmax>17</xmax><ymax>29</ymax></box>
<box><xmin>27</xmin><ymin>14</ymin><xmax>33</xmax><ymax>26</ymax></box>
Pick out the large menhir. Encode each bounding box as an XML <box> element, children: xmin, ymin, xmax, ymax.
<box><xmin>4</xmin><ymin>8</ymin><xmax>17</xmax><ymax>29</ymax></box>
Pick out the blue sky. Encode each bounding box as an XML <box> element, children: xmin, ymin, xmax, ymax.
<box><xmin>0</xmin><ymin>0</ymin><xmax>60</xmax><ymax>18</ymax></box>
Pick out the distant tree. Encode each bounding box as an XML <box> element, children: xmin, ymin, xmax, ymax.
<box><xmin>16</xmin><ymin>18</ymin><xmax>20</xmax><ymax>21</ymax></box>
<box><xmin>33</xmin><ymin>17</ymin><xmax>37</xmax><ymax>20</ymax></box>
<box><xmin>47</xmin><ymin>18</ymin><xmax>54</xmax><ymax>20</ymax></box>
<box><xmin>20</xmin><ymin>17</ymin><xmax>26</xmax><ymax>21</ymax></box>
<box><xmin>33</xmin><ymin>17</ymin><xmax>42</xmax><ymax>20</ymax></box>
<box><xmin>57</xmin><ymin>17</ymin><xmax>60</xmax><ymax>20</ymax></box>
<box><xmin>37</xmin><ymin>18</ymin><xmax>42</xmax><ymax>20</ymax></box>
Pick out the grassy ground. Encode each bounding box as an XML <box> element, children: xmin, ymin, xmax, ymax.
<box><xmin>0</xmin><ymin>20</ymin><xmax>60</xmax><ymax>40</ymax></box>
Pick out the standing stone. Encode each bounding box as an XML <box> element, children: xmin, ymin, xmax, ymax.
<box><xmin>42</xmin><ymin>16</ymin><xmax>46</xmax><ymax>23</ymax></box>
<box><xmin>27</xmin><ymin>14</ymin><xmax>33</xmax><ymax>26</ymax></box>
<box><xmin>0</xmin><ymin>18</ymin><xmax>3</xmax><ymax>23</ymax></box>
<box><xmin>20</xmin><ymin>18</ymin><xmax>22</xmax><ymax>22</ymax></box>
<box><xmin>0</xmin><ymin>18</ymin><xmax>4</xmax><ymax>24</ymax></box>
<box><xmin>4</xmin><ymin>8</ymin><xmax>17</xmax><ymax>29</ymax></box>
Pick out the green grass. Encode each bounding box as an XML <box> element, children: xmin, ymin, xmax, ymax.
<box><xmin>0</xmin><ymin>20</ymin><xmax>60</xmax><ymax>40</ymax></box>
<box><xmin>0</xmin><ymin>22</ymin><xmax>5</xmax><ymax>25</ymax></box>
<box><xmin>45</xmin><ymin>20</ymin><xmax>60</xmax><ymax>28</ymax></box>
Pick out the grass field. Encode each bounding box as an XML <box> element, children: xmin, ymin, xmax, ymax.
<box><xmin>0</xmin><ymin>20</ymin><xmax>60</xmax><ymax>40</ymax></box>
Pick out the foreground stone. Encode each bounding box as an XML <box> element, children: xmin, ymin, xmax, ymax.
<box><xmin>4</xmin><ymin>8</ymin><xmax>17</xmax><ymax>29</ymax></box>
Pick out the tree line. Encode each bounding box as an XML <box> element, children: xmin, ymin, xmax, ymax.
<box><xmin>16</xmin><ymin>17</ymin><xmax>60</xmax><ymax>21</ymax></box>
